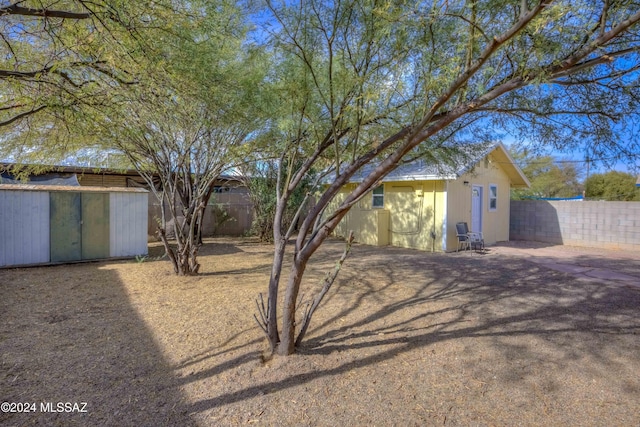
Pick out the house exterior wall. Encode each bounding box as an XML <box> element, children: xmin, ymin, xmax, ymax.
<box><xmin>332</xmin><ymin>148</ymin><xmax>521</xmax><ymax>252</ymax></box>
<box><xmin>385</xmin><ymin>181</ymin><xmax>445</xmax><ymax>251</ymax></box>
<box><xmin>333</xmin><ymin>181</ymin><xmax>446</xmax><ymax>251</ymax></box>
<box><xmin>445</xmin><ymin>153</ymin><xmax>512</xmax><ymax>251</ymax></box>
<box><xmin>78</xmin><ymin>173</ymin><xmax>130</xmax><ymax>187</ymax></box>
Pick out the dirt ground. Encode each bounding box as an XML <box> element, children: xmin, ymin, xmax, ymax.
<box><xmin>1</xmin><ymin>238</ymin><xmax>639</xmax><ymax>426</ymax></box>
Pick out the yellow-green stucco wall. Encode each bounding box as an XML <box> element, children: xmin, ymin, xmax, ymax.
<box><xmin>333</xmin><ymin>181</ymin><xmax>446</xmax><ymax>252</ymax></box>
<box><xmin>333</xmin><ymin>151</ymin><xmax>515</xmax><ymax>252</ymax></box>
<box><xmin>445</xmin><ymin>153</ymin><xmax>513</xmax><ymax>251</ymax></box>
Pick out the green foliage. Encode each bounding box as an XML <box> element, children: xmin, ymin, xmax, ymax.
<box><xmin>255</xmin><ymin>0</ymin><xmax>640</xmax><ymax>354</ymax></box>
<box><xmin>509</xmin><ymin>147</ymin><xmax>583</xmax><ymax>199</ymax></box>
<box><xmin>135</xmin><ymin>255</ymin><xmax>149</xmax><ymax>263</ymax></box>
<box><xmin>209</xmin><ymin>204</ymin><xmax>236</xmax><ymax>235</ymax></box>
<box><xmin>0</xmin><ymin>1</ymin><xmax>163</xmax><ymax>156</ymax></box>
<box><xmin>585</xmin><ymin>171</ymin><xmax>640</xmax><ymax>201</ymax></box>
<box><xmin>243</xmin><ymin>161</ymin><xmax>312</xmax><ymax>243</ymax></box>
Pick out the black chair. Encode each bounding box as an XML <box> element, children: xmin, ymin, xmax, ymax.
<box><xmin>456</xmin><ymin>222</ymin><xmax>471</xmax><ymax>252</ymax></box>
<box><xmin>456</xmin><ymin>222</ymin><xmax>484</xmax><ymax>251</ymax></box>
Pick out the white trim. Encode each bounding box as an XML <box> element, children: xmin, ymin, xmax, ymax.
<box><xmin>493</xmin><ymin>142</ymin><xmax>531</xmax><ymax>188</ymax></box>
<box><xmin>488</xmin><ymin>183</ymin><xmax>498</xmax><ymax>212</ymax></box>
<box><xmin>442</xmin><ymin>181</ymin><xmax>448</xmax><ymax>251</ymax></box>
<box><xmin>472</xmin><ymin>184</ymin><xmax>483</xmax><ymax>233</ymax></box>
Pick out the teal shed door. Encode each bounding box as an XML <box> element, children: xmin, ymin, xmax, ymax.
<box><xmin>81</xmin><ymin>193</ymin><xmax>110</xmax><ymax>259</ymax></box>
<box><xmin>50</xmin><ymin>192</ymin><xmax>82</xmax><ymax>262</ymax></box>
<box><xmin>50</xmin><ymin>192</ymin><xmax>111</xmax><ymax>262</ymax></box>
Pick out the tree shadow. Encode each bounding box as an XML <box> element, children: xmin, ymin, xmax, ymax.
<box><xmin>6</xmin><ymin>239</ymin><xmax>637</xmax><ymax>424</ymax></box>
<box><xmin>183</xmin><ymin>244</ymin><xmax>640</xmax><ymax>416</ymax></box>
<box><xmin>0</xmin><ymin>263</ymin><xmax>196</xmax><ymax>426</ymax></box>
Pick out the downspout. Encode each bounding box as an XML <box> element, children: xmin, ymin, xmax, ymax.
<box><xmin>441</xmin><ymin>181</ymin><xmax>448</xmax><ymax>252</ymax></box>
<box><xmin>431</xmin><ymin>182</ymin><xmax>436</xmax><ymax>252</ymax></box>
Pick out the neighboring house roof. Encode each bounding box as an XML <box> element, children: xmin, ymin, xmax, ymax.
<box><xmin>0</xmin><ymin>163</ymin><xmax>244</xmax><ymax>185</ymax></box>
<box><xmin>636</xmin><ymin>175</ymin><xmax>640</xmax><ymax>187</ymax></box>
<box><xmin>0</xmin><ymin>183</ymin><xmax>147</xmax><ymax>193</ymax></box>
<box><xmin>0</xmin><ymin>171</ymin><xmax>80</xmax><ymax>186</ymax></box>
<box><xmin>348</xmin><ymin>142</ymin><xmax>530</xmax><ymax>188</ymax></box>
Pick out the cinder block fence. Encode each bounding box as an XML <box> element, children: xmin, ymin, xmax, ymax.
<box><xmin>510</xmin><ymin>200</ymin><xmax>640</xmax><ymax>251</ymax></box>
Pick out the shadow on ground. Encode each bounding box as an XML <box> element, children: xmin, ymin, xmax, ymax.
<box><xmin>2</xmin><ymin>238</ymin><xmax>639</xmax><ymax>425</ymax></box>
<box><xmin>181</xmin><ymin>241</ymin><xmax>640</xmax><ymax>424</ymax></box>
<box><xmin>0</xmin><ymin>264</ymin><xmax>195</xmax><ymax>426</ymax></box>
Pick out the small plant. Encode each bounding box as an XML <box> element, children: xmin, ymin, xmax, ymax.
<box><xmin>135</xmin><ymin>255</ymin><xmax>149</xmax><ymax>263</ymax></box>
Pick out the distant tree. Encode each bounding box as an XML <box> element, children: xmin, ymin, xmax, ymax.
<box><xmin>510</xmin><ymin>148</ymin><xmax>583</xmax><ymax>199</ymax></box>
<box><xmin>241</xmin><ymin>160</ymin><xmax>313</xmax><ymax>243</ymax></box>
<box><xmin>585</xmin><ymin>171</ymin><xmax>640</xmax><ymax>201</ymax></box>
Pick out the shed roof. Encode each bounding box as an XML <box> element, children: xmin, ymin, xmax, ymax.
<box><xmin>348</xmin><ymin>142</ymin><xmax>530</xmax><ymax>188</ymax></box>
<box><xmin>1</xmin><ymin>163</ymin><xmax>243</xmax><ymax>183</ymax></box>
<box><xmin>0</xmin><ymin>184</ymin><xmax>148</xmax><ymax>193</ymax></box>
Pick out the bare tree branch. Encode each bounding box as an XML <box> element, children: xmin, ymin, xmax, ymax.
<box><xmin>0</xmin><ymin>4</ymin><xmax>92</xmax><ymax>20</ymax></box>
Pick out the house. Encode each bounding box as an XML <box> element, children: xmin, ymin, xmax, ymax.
<box><xmin>332</xmin><ymin>142</ymin><xmax>530</xmax><ymax>252</ymax></box>
<box><xmin>0</xmin><ymin>164</ymin><xmax>253</xmax><ymax>238</ymax></box>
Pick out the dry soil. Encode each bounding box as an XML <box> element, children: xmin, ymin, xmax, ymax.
<box><xmin>1</xmin><ymin>238</ymin><xmax>639</xmax><ymax>426</ymax></box>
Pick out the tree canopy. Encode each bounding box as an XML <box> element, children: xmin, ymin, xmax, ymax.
<box><xmin>2</xmin><ymin>0</ymin><xmax>640</xmax><ymax>354</ymax></box>
<box><xmin>585</xmin><ymin>171</ymin><xmax>640</xmax><ymax>201</ymax></box>
<box><xmin>509</xmin><ymin>147</ymin><xmax>583</xmax><ymax>199</ymax></box>
<box><xmin>1</xmin><ymin>1</ymin><xmax>150</xmax><ymax>145</ymax></box>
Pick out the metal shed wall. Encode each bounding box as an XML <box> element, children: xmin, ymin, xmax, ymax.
<box><xmin>0</xmin><ymin>190</ymin><xmax>50</xmax><ymax>267</ymax></box>
<box><xmin>110</xmin><ymin>192</ymin><xmax>148</xmax><ymax>257</ymax></box>
<box><xmin>0</xmin><ymin>185</ymin><xmax>148</xmax><ymax>267</ymax></box>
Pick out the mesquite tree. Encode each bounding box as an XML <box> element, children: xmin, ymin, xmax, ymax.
<box><xmin>100</xmin><ymin>89</ymin><xmax>248</xmax><ymax>275</ymax></box>
<box><xmin>88</xmin><ymin>0</ymin><xmax>256</xmax><ymax>275</ymax></box>
<box><xmin>11</xmin><ymin>0</ymin><xmax>258</xmax><ymax>275</ymax></box>
<box><xmin>255</xmin><ymin>0</ymin><xmax>640</xmax><ymax>355</ymax></box>
<box><xmin>0</xmin><ymin>0</ymin><xmax>166</xmax><ymax>154</ymax></box>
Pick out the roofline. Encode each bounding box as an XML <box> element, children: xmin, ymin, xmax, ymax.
<box><xmin>346</xmin><ymin>141</ymin><xmax>531</xmax><ymax>187</ymax></box>
<box><xmin>1</xmin><ymin>162</ymin><xmax>142</xmax><ymax>177</ymax></box>
<box><xmin>0</xmin><ymin>184</ymin><xmax>148</xmax><ymax>193</ymax></box>
<box><xmin>0</xmin><ymin>163</ymin><xmax>244</xmax><ymax>182</ymax></box>
<box><xmin>493</xmin><ymin>142</ymin><xmax>532</xmax><ymax>188</ymax></box>
<box><xmin>350</xmin><ymin>174</ymin><xmax>458</xmax><ymax>183</ymax></box>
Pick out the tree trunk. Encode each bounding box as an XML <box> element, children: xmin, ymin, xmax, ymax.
<box><xmin>158</xmin><ymin>219</ymin><xmax>201</xmax><ymax>276</ymax></box>
<box><xmin>277</xmin><ymin>256</ymin><xmax>308</xmax><ymax>355</ymax></box>
<box><xmin>266</xmin><ymin>238</ymin><xmax>286</xmax><ymax>350</ymax></box>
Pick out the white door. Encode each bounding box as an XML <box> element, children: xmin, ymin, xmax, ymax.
<box><xmin>471</xmin><ymin>185</ymin><xmax>482</xmax><ymax>232</ymax></box>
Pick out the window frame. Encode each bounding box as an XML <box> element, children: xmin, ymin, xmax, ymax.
<box><xmin>488</xmin><ymin>183</ymin><xmax>498</xmax><ymax>211</ymax></box>
<box><xmin>372</xmin><ymin>184</ymin><xmax>384</xmax><ymax>208</ymax></box>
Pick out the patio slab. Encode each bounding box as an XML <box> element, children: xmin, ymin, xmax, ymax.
<box><xmin>488</xmin><ymin>241</ymin><xmax>640</xmax><ymax>289</ymax></box>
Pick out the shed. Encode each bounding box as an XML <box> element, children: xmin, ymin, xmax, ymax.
<box><xmin>0</xmin><ymin>184</ymin><xmax>148</xmax><ymax>267</ymax></box>
<box><xmin>1</xmin><ymin>164</ymin><xmax>254</xmax><ymax>238</ymax></box>
<box><xmin>332</xmin><ymin>142</ymin><xmax>530</xmax><ymax>252</ymax></box>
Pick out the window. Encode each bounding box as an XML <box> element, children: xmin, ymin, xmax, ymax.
<box><xmin>489</xmin><ymin>184</ymin><xmax>497</xmax><ymax>211</ymax></box>
<box><xmin>372</xmin><ymin>185</ymin><xmax>384</xmax><ymax>208</ymax></box>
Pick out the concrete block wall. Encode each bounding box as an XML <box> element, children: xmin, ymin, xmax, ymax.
<box><xmin>510</xmin><ymin>200</ymin><xmax>640</xmax><ymax>250</ymax></box>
